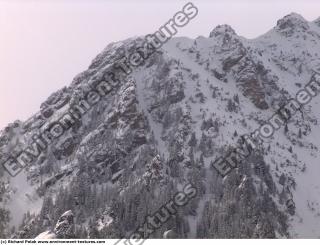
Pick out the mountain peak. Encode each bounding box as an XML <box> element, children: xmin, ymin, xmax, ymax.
<box><xmin>282</xmin><ymin>12</ymin><xmax>305</xmax><ymax>20</ymax></box>
<box><xmin>314</xmin><ymin>16</ymin><xmax>320</xmax><ymax>27</ymax></box>
<box><xmin>209</xmin><ymin>24</ymin><xmax>237</xmax><ymax>38</ymax></box>
<box><xmin>276</xmin><ymin>13</ymin><xmax>309</xmax><ymax>35</ymax></box>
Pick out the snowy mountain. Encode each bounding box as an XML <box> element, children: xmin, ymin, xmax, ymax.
<box><xmin>1</xmin><ymin>13</ymin><xmax>320</xmax><ymax>238</ymax></box>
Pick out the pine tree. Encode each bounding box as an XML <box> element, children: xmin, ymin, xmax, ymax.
<box><xmin>234</xmin><ymin>130</ymin><xmax>238</xmax><ymax>137</ymax></box>
<box><xmin>233</xmin><ymin>94</ymin><xmax>239</xmax><ymax>104</ymax></box>
<box><xmin>227</xmin><ymin>99</ymin><xmax>236</xmax><ymax>112</ymax></box>
<box><xmin>188</xmin><ymin>132</ymin><xmax>197</xmax><ymax>147</ymax></box>
<box><xmin>298</xmin><ymin>128</ymin><xmax>302</xmax><ymax>138</ymax></box>
<box><xmin>0</xmin><ymin>208</ymin><xmax>10</xmax><ymax>238</ymax></box>
<box><xmin>40</xmin><ymin>195</ymin><xmax>54</xmax><ymax>227</ymax></box>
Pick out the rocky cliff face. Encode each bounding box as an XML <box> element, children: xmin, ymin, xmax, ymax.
<box><xmin>1</xmin><ymin>13</ymin><xmax>320</xmax><ymax>238</ymax></box>
<box><xmin>34</xmin><ymin>210</ymin><xmax>74</xmax><ymax>239</ymax></box>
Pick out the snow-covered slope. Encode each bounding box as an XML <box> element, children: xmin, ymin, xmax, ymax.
<box><xmin>1</xmin><ymin>12</ymin><xmax>320</xmax><ymax>238</ymax></box>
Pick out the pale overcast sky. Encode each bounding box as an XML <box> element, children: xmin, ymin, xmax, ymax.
<box><xmin>0</xmin><ymin>0</ymin><xmax>320</xmax><ymax>128</ymax></box>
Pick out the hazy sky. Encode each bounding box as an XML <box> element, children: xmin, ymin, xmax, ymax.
<box><xmin>0</xmin><ymin>0</ymin><xmax>320</xmax><ymax>129</ymax></box>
